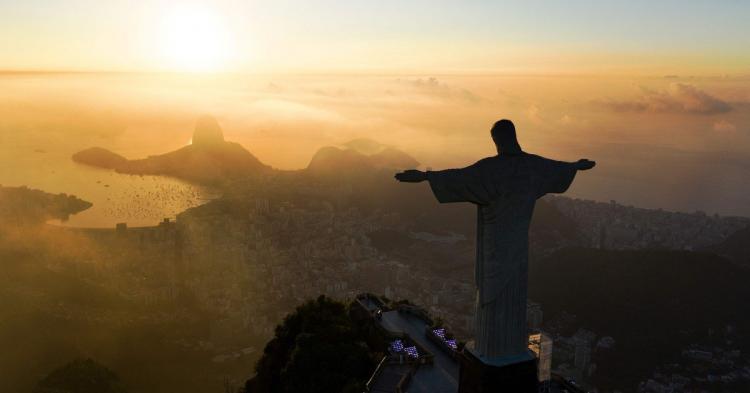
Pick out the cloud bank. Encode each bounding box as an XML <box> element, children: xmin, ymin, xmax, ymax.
<box><xmin>596</xmin><ymin>83</ymin><xmax>732</xmax><ymax>115</ymax></box>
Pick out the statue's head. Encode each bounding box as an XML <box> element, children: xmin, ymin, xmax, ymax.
<box><xmin>491</xmin><ymin>119</ymin><xmax>522</xmax><ymax>155</ymax></box>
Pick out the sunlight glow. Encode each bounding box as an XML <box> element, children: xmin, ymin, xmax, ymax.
<box><xmin>159</xmin><ymin>6</ymin><xmax>234</xmax><ymax>72</ymax></box>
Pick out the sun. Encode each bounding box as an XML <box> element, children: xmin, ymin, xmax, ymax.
<box><xmin>159</xmin><ymin>6</ymin><xmax>234</xmax><ymax>72</ymax></box>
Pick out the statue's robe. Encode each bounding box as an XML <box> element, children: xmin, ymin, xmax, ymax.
<box><xmin>427</xmin><ymin>153</ymin><xmax>577</xmax><ymax>359</ymax></box>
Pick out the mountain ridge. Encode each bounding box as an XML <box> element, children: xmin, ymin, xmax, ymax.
<box><xmin>72</xmin><ymin>116</ymin><xmax>272</xmax><ymax>184</ymax></box>
<box><xmin>72</xmin><ymin>117</ymin><xmax>419</xmax><ymax>184</ymax></box>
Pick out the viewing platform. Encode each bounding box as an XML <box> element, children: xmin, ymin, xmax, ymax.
<box><xmin>355</xmin><ymin>294</ymin><xmax>588</xmax><ymax>393</ymax></box>
<box><xmin>357</xmin><ymin>294</ymin><xmax>458</xmax><ymax>393</ymax></box>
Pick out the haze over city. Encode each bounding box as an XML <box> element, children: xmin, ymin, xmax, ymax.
<box><xmin>1</xmin><ymin>2</ymin><xmax>749</xmax><ymax>393</ymax></box>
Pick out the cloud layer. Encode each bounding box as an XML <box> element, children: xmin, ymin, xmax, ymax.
<box><xmin>597</xmin><ymin>83</ymin><xmax>732</xmax><ymax>115</ymax></box>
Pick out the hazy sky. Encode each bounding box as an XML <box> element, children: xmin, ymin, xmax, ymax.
<box><xmin>1</xmin><ymin>1</ymin><xmax>749</xmax><ymax>73</ymax></box>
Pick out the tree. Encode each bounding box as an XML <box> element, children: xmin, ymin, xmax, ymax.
<box><xmin>34</xmin><ymin>358</ymin><xmax>127</xmax><ymax>393</ymax></box>
<box><xmin>246</xmin><ymin>296</ymin><xmax>377</xmax><ymax>393</ymax></box>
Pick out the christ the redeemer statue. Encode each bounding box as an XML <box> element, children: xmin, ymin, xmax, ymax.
<box><xmin>395</xmin><ymin>119</ymin><xmax>595</xmax><ymax>362</ymax></box>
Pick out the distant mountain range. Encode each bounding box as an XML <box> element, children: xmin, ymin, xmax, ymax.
<box><xmin>72</xmin><ymin>116</ymin><xmax>419</xmax><ymax>184</ymax></box>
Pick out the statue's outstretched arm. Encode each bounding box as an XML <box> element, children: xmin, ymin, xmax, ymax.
<box><xmin>575</xmin><ymin>159</ymin><xmax>596</xmax><ymax>170</ymax></box>
<box><xmin>394</xmin><ymin>169</ymin><xmax>427</xmax><ymax>183</ymax></box>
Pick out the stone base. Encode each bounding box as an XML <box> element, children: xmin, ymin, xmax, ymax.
<box><xmin>458</xmin><ymin>349</ymin><xmax>539</xmax><ymax>393</ymax></box>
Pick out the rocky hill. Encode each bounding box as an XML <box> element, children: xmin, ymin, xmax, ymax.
<box><xmin>72</xmin><ymin>116</ymin><xmax>272</xmax><ymax>185</ymax></box>
<box><xmin>0</xmin><ymin>185</ymin><xmax>91</xmax><ymax>225</ymax></box>
<box><xmin>306</xmin><ymin>142</ymin><xmax>418</xmax><ymax>177</ymax></box>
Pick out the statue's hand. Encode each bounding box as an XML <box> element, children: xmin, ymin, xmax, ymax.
<box><xmin>394</xmin><ymin>169</ymin><xmax>427</xmax><ymax>183</ymax></box>
<box><xmin>576</xmin><ymin>159</ymin><xmax>596</xmax><ymax>170</ymax></box>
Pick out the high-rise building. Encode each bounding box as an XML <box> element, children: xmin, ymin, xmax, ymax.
<box><xmin>528</xmin><ymin>332</ymin><xmax>553</xmax><ymax>384</ymax></box>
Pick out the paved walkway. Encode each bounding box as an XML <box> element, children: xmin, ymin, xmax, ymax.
<box><xmin>378</xmin><ymin>310</ymin><xmax>458</xmax><ymax>393</ymax></box>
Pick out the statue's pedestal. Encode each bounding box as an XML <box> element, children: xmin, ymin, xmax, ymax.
<box><xmin>458</xmin><ymin>348</ymin><xmax>539</xmax><ymax>393</ymax></box>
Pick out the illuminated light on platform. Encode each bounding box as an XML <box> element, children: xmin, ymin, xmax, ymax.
<box><xmin>405</xmin><ymin>346</ymin><xmax>419</xmax><ymax>358</ymax></box>
<box><xmin>390</xmin><ymin>339</ymin><xmax>404</xmax><ymax>353</ymax></box>
<box><xmin>433</xmin><ymin>328</ymin><xmax>446</xmax><ymax>339</ymax></box>
<box><xmin>446</xmin><ymin>339</ymin><xmax>458</xmax><ymax>350</ymax></box>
